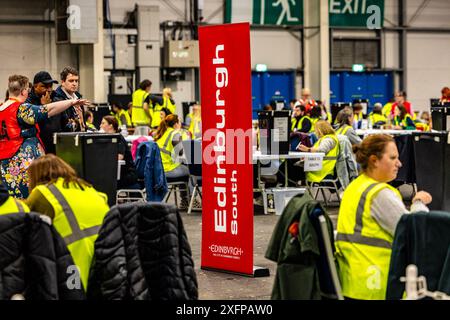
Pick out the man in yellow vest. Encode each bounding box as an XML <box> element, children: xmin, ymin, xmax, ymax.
<box><xmin>0</xmin><ymin>182</ymin><xmax>29</xmax><ymax>215</ymax></box>
<box><xmin>131</xmin><ymin>79</ymin><xmax>152</xmax><ymax>127</ymax></box>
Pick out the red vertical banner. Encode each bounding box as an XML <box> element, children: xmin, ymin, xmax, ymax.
<box><xmin>199</xmin><ymin>23</ymin><xmax>254</xmax><ymax>275</ymax></box>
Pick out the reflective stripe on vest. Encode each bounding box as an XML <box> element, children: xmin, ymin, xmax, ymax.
<box><xmin>306</xmin><ymin>134</ymin><xmax>339</xmax><ymax>182</ymax></box>
<box><xmin>0</xmin><ymin>197</ymin><xmax>30</xmax><ymax>215</ymax></box>
<box><xmin>132</xmin><ymin>89</ymin><xmax>150</xmax><ymax>125</ymax></box>
<box><xmin>47</xmin><ymin>185</ymin><xmax>101</xmax><ymax>246</ymax></box>
<box><xmin>336</xmin><ymin>183</ymin><xmax>392</xmax><ymax>249</ymax></box>
<box><xmin>157</xmin><ymin>128</ymin><xmax>181</xmax><ymax>172</ymax></box>
<box><xmin>336</xmin><ymin>125</ymin><xmax>351</xmax><ymax>136</ymax></box>
<box><xmin>38</xmin><ymin>179</ymin><xmax>109</xmax><ymax>291</ymax></box>
<box><xmin>335</xmin><ymin>174</ymin><xmax>400</xmax><ymax>299</ymax></box>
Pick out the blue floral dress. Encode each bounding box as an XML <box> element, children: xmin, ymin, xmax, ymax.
<box><xmin>0</xmin><ymin>103</ymin><xmax>48</xmax><ymax>199</ymax></box>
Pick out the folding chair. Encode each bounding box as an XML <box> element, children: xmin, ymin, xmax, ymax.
<box><xmin>309</xmin><ymin>207</ymin><xmax>344</xmax><ymax>300</ymax></box>
<box><xmin>181</xmin><ymin>139</ymin><xmax>202</xmax><ymax>214</ymax></box>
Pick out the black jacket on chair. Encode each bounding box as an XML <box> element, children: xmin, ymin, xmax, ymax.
<box><xmin>386</xmin><ymin>211</ymin><xmax>450</xmax><ymax>299</ymax></box>
<box><xmin>0</xmin><ymin>212</ymin><xmax>86</xmax><ymax>300</ymax></box>
<box><xmin>87</xmin><ymin>202</ymin><xmax>198</xmax><ymax>300</ymax></box>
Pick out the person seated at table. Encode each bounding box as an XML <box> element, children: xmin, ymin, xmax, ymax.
<box><xmin>297</xmin><ymin>120</ymin><xmax>340</xmax><ymax>183</ymax></box>
<box><xmin>392</xmin><ymin>105</ymin><xmax>416</xmax><ymax>130</ymax></box>
<box><xmin>368</xmin><ymin>103</ymin><xmax>387</xmax><ymax>128</ymax></box>
<box><xmin>24</xmin><ymin>154</ymin><xmax>110</xmax><ymax>292</ymax></box>
<box><xmin>335</xmin><ymin>134</ymin><xmax>432</xmax><ymax>300</ymax></box>
<box><xmin>112</xmin><ymin>102</ymin><xmax>132</xmax><ymax>128</ymax></box>
<box><xmin>84</xmin><ymin>110</ymin><xmax>97</xmax><ymax>131</ymax></box>
<box><xmin>352</xmin><ymin>103</ymin><xmax>364</xmax><ymax>129</ymax></box>
<box><xmin>154</xmin><ymin>114</ymin><xmax>190</xmax><ymax>208</ymax></box>
<box><xmin>316</xmin><ymin>100</ymin><xmax>332</xmax><ymax>123</ymax></box>
<box><xmin>291</xmin><ymin>104</ymin><xmax>312</xmax><ymax>133</ymax></box>
<box><xmin>334</xmin><ymin>109</ymin><xmax>362</xmax><ymax>146</ymax></box>
<box><xmin>100</xmin><ymin>116</ymin><xmax>139</xmax><ymax>189</ymax></box>
<box><xmin>309</xmin><ymin>106</ymin><xmax>322</xmax><ymax>132</ymax></box>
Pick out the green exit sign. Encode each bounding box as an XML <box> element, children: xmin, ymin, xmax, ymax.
<box><xmin>352</xmin><ymin>64</ymin><xmax>365</xmax><ymax>72</ymax></box>
<box><xmin>255</xmin><ymin>64</ymin><xmax>268</xmax><ymax>72</ymax></box>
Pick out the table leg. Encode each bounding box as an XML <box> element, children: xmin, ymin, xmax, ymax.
<box><xmin>284</xmin><ymin>159</ymin><xmax>288</xmax><ymax>187</ymax></box>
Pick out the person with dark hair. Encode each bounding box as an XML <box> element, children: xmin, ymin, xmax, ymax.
<box><xmin>154</xmin><ymin>114</ymin><xmax>190</xmax><ymax>208</ymax></box>
<box><xmin>0</xmin><ymin>74</ymin><xmax>88</xmax><ymax>198</ymax></box>
<box><xmin>53</xmin><ymin>66</ymin><xmax>86</xmax><ymax>133</ymax></box>
<box><xmin>111</xmin><ymin>102</ymin><xmax>132</xmax><ymax>128</ymax></box>
<box><xmin>390</xmin><ymin>91</ymin><xmax>413</xmax><ymax>118</ymax></box>
<box><xmin>159</xmin><ymin>107</ymin><xmax>172</xmax><ymax>122</ymax></box>
<box><xmin>25</xmin><ymin>71</ymin><xmax>62</xmax><ymax>154</ymax></box>
<box><xmin>291</xmin><ymin>104</ymin><xmax>312</xmax><ymax>133</ymax></box>
<box><xmin>100</xmin><ymin>116</ymin><xmax>139</xmax><ymax>190</ymax></box>
<box><xmin>132</xmin><ymin>79</ymin><xmax>152</xmax><ymax>127</ymax></box>
<box><xmin>25</xmin><ymin>154</ymin><xmax>109</xmax><ymax>293</ymax></box>
<box><xmin>0</xmin><ymin>180</ymin><xmax>29</xmax><ymax>214</ymax></box>
<box><xmin>309</xmin><ymin>106</ymin><xmax>322</xmax><ymax>132</ymax></box>
<box><xmin>392</xmin><ymin>105</ymin><xmax>416</xmax><ymax>130</ymax></box>
<box><xmin>335</xmin><ymin>134</ymin><xmax>431</xmax><ymax>300</ymax></box>
<box><xmin>84</xmin><ymin>110</ymin><xmax>97</xmax><ymax>131</ymax></box>
<box><xmin>335</xmin><ymin>108</ymin><xmax>362</xmax><ymax>145</ymax></box>
<box><xmin>263</xmin><ymin>104</ymin><xmax>273</xmax><ymax>111</ymax></box>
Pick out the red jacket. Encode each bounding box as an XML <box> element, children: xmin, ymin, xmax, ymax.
<box><xmin>391</xmin><ymin>101</ymin><xmax>413</xmax><ymax>116</ymax></box>
<box><xmin>0</xmin><ymin>99</ymin><xmax>24</xmax><ymax>160</ymax></box>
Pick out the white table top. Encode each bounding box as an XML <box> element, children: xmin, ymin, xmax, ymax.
<box><xmin>124</xmin><ymin>135</ymin><xmax>153</xmax><ymax>143</ymax></box>
<box><xmin>253</xmin><ymin>151</ymin><xmax>324</xmax><ymax>160</ymax></box>
<box><xmin>355</xmin><ymin>129</ymin><xmax>422</xmax><ymax>135</ymax></box>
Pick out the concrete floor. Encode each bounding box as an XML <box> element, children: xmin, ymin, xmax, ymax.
<box><xmin>176</xmin><ymin>183</ymin><xmax>415</xmax><ymax>300</ymax></box>
<box><xmin>180</xmin><ymin>205</ymin><xmax>339</xmax><ymax>300</ymax></box>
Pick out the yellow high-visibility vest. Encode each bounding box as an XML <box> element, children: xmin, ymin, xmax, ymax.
<box><xmin>0</xmin><ymin>197</ymin><xmax>30</xmax><ymax>215</ymax></box>
<box><xmin>369</xmin><ymin>113</ymin><xmax>387</xmax><ymax>125</ymax></box>
<box><xmin>306</xmin><ymin>134</ymin><xmax>339</xmax><ymax>183</ymax></box>
<box><xmin>336</xmin><ymin>124</ymin><xmax>352</xmax><ymax>135</ymax></box>
<box><xmin>156</xmin><ymin>128</ymin><xmax>181</xmax><ymax>173</ymax></box>
<box><xmin>116</xmin><ymin>109</ymin><xmax>132</xmax><ymax>127</ymax></box>
<box><xmin>336</xmin><ymin>173</ymin><xmax>401</xmax><ymax>300</ymax></box>
<box><xmin>132</xmin><ymin>89</ymin><xmax>150</xmax><ymax>126</ymax></box>
<box><xmin>291</xmin><ymin>116</ymin><xmax>313</xmax><ymax>132</ymax></box>
<box><xmin>189</xmin><ymin>116</ymin><xmax>202</xmax><ymax>140</ymax></box>
<box><xmin>35</xmin><ymin>178</ymin><xmax>109</xmax><ymax>292</ymax></box>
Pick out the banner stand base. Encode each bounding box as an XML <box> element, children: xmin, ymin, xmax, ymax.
<box><xmin>201</xmin><ymin>266</ymin><xmax>270</xmax><ymax>278</ymax></box>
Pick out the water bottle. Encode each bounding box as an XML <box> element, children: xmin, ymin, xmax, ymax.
<box><xmin>120</xmin><ymin>125</ymin><xmax>128</xmax><ymax>137</ymax></box>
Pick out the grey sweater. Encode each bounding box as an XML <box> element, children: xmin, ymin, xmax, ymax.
<box><xmin>371</xmin><ymin>188</ymin><xmax>429</xmax><ymax>236</ymax></box>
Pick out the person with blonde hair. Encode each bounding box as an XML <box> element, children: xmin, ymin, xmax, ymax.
<box><xmin>188</xmin><ymin>103</ymin><xmax>202</xmax><ymax>140</ymax></box>
<box><xmin>25</xmin><ymin>154</ymin><xmax>109</xmax><ymax>292</ymax></box>
<box><xmin>0</xmin><ymin>74</ymin><xmax>88</xmax><ymax>199</ymax></box>
<box><xmin>298</xmin><ymin>120</ymin><xmax>339</xmax><ymax>183</ymax></box>
<box><xmin>335</xmin><ymin>134</ymin><xmax>431</xmax><ymax>300</ymax></box>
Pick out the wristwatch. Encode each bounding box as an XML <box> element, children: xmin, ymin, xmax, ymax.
<box><xmin>308</xmin><ymin>147</ymin><xmax>311</xmax><ymax>152</ymax></box>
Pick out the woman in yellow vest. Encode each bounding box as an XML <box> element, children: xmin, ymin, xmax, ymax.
<box><xmin>188</xmin><ymin>104</ymin><xmax>202</xmax><ymax>140</ymax></box>
<box><xmin>297</xmin><ymin>120</ymin><xmax>339</xmax><ymax>183</ymax></box>
<box><xmin>25</xmin><ymin>154</ymin><xmax>110</xmax><ymax>292</ymax></box>
<box><xmin>335</xmin><ymin>108</ymin><xmax>362</xmax><ymax>146</ymax></box>
<box><xmin>392</xmin><ymin>105</ymin><xmax>416</xmax><ymax>130</ymax></box>
<box><xmin>0</xmin><ymin>181</ymin><xmax>29</xmax><ymax>215</ymax></box>
<box><xmin>336</xmin><ymin>134</ymin><xmax>432</xmax><ymax>300</ymax></box>
<box><xmin>154</xmin><ymin>114</ymin><xmax>190</xmax><ymax>207</ymax></box>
